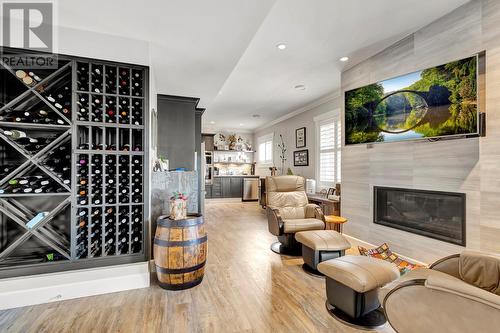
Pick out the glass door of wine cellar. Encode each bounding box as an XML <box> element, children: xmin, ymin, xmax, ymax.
<box><xmin>0</xmin><ymin>47</ymin><xmax>148</xmax><ymax>278</ymax></box>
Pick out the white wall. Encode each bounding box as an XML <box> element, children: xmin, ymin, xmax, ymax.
<box><xmin>55</xmin><ymin>26</ymin><xmax>150</xmax><ymax>66</ymax></box>
<box><xmin>253</xmin><ymin>94</ymin><xmax>340</xmax><ymax>180</ymax></box>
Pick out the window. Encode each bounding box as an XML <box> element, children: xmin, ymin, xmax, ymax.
<box><xmin>257</xmin><ymin>133</ymin><xmax>273</xmax><ymax>165</ymax></box>
<box><xmin>315</xmin><ymin>111</ymin><xmax>341</xmax><ymax>188</ymax></box>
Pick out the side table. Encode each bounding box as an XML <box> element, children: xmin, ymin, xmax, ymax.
<box><xmin>324</xmin><ymin>215</ymin><xmax>348</xmax><ymax>233</ymax></box>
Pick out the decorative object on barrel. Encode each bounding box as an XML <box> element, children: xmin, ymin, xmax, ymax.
<box><xmin>154</xmin><ymin>214</ymin><xmax>207</xmax><ymax>290</ymax></box>
<box><xmin>169</xmin><ymin>191</ymin><xmax>187</xmax><ymax>220</ymax></box>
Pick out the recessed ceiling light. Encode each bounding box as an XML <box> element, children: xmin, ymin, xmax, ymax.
<box><xmin>252</xmin><ymin>114</ymin><xmax>261</xmax><ymax>118</ymax></box>
<box><xmin>210</xmin><ymin>121</ymin><xmax>215</xmax><ymax>124</ymax></box>
<box><xmin>339</xmin><ymin>56</ymin><xmax>349</xmax><ymax>62</ymax></box>
<box><xmin>239</xmin><ymin>123</ymin><xmax>244</xmax><ymax>126</ymax></box>
<box><xmin>276</xmin><ymin>43</ymin><xmax>287</xmax><ymax>50</ymax></box>
<box><xmin>294</xmin><ymin>84</ymin><xmax>306</xmax><ymax>90</ymax></box>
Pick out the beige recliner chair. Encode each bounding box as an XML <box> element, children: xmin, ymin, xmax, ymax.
<box><xmin>380</xmin><ymin>250</ymin><xmax>500</xmax><ymax>333</ymax></box>
<box><xmin>266</xmin><ymin>176</ymin><xmax>325</xmax><ymax>255</ymax></box>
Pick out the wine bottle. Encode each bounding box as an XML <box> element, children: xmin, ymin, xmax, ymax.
<box><xmin>76</xmin><ymin>229</ymin><xmax>86</xmax><ymax>240</ymax></box>
<box><xmin>78</xmin><ymin>218</ymin><xmax>87</xmax><ymax>228</ymax></box>
<box><xmin>76</xmin><ymin>242</ymin><xmax>88</xmax><ymax>251</ymax></box>
<box><xmin>3</xmin><ymin>129</ymin><xmax>28</xmax><ymax>139</ymax></box>
<box><xmin>78</xmin><ymin>156</ymin><xmax>88</xmax><ymax>165</ymax></box>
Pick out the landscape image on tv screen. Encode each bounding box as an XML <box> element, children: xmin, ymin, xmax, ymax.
<box><xmin>345</xmin><ymin>55</ymin><xmax>478</xmax><ymax>145</ymax></box>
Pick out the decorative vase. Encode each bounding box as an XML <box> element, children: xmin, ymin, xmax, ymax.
<box><xmin>170</xmin><ymin>199</ymin><xmax>187</xmax><ymax>220</ymax></box>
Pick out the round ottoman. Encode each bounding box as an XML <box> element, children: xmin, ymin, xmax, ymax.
<box><xmin>295</xmin><ymin>230</ymin><xmax>351</xmax><ymax>274</ymax></box>
<box><xmin>318</xmin><ymin>255</ymin><xmax>400</xmax><ymax>329</ymax></box>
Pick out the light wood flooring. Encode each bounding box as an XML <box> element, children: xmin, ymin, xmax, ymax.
<box><xmin>0</xmin><ymin>201</ymin><xmax>394</xmax><ymax>333</ymax></box>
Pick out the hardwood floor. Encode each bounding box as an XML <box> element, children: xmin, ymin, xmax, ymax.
<box><xmin>0</xmin><ymin>201</ymin><xmax>394</xmax><ymax>333</ymax></box>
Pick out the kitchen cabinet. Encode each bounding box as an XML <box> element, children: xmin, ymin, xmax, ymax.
<box><xmin>212</xmin><ymin>178</ymin><xmax>222</xmax><ymax>198</ymax></box>
<box><xmin>205</xmin><ymin>185</ymin><xmax>212</xmax><ymax>198</ymax></box>
<box><xmin>209</xmin><ymin>177</ymin><xmax>244</xmax><ymax>198</ymax></box>
<box><xmin>221</xmin><ymin>177</ymin><xmax>231</xmax><ymax>197</ymax></box>
<box><xmin>230</xmin><ymin>177</ymin><xmax>243</xmax><ymax>197</ymax></box>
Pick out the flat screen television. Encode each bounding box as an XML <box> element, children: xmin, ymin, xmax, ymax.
<box><xmin>344</xmin><ymin>55</ymin><xmax>479</xmax><ymax>145</ymax></box>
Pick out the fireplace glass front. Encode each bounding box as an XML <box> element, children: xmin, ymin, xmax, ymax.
<box><xmin>374</xmin><ymin>186</ymin><xmax>465</xmax><ymax>246</ymax></box>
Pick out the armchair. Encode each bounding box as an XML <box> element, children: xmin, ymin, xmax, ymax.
<box><xmin>266</xmin><ymin>176</ymin><xmax>325</xmax><ymax>255</ymax></box>
<box><xmin>380</xmin><ymin>250</ymin><xmax>500</xmax><ymax>333</ymax></box>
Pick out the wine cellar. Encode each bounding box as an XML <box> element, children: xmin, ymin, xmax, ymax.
<box><xmin>0</xmin><ymin>47</ymin><xmax>148</xmax><ymax>278</ymax></box>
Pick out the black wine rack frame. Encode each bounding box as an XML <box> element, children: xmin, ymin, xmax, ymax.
<box><xmin>0</xmin><ymin>47</ymin><xmax>149</xmax><ymax>278</ymax></box>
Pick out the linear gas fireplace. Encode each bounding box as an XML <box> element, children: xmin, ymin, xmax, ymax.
<box><xmin>374</xmin><ymin>187</ymin><xmax>465</xmax><ymax>246</ymax></box>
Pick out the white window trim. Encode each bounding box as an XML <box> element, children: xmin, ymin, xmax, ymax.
<box><xmin>314</xmin><ymin>110</ymin><xmax>341</xmax><ymax>190</ymax></box>
<box><xmin>256</xmin><ymin>132</ymin><xmax>274</xmax><ymax>166</ymax></box>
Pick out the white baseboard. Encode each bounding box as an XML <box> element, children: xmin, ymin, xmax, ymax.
<box><xmin>0</xmin><ymin>262</ymin><xmax>150</xmax><ymax>310</ymax></box>
<box><xmin>344</xmin><ymin>234</ymin><xmax>429</xmax><ymax>266</ymax></box>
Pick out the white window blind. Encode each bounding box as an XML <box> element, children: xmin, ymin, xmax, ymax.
<box><xmin>257</xmin><ymin>134</ymin><xmax>273</xmax><ymax>164</ymax></box>
<box><xmin>317</xmin><ymin>114</ymin><xmax>341</xmax><ymax>187</ymax></box>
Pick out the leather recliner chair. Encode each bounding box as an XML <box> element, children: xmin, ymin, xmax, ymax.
<box><xmin>266</xmin><ymin>176</ymin><xmax>325</xmax><ymax>255</ymax></box>
<box><xmin>380</xmin><ymin>250</ymin><xmax>500</xmax><ymax>333</ymax></box>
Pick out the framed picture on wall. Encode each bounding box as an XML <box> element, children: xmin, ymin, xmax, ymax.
<box><xmin>293</xmin><ymin>149</ymin><xmax>309</xmax><ymax>166</ymax></box>
<box><xmin>296</xmin><ymin>127</ymin><xmax>306</xmax><ymax>148</ymax></box>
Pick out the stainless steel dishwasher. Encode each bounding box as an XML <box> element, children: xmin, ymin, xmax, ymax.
<box><xmin>242</xmin><ymin>177</ymin><xmax>259</xmax><ymax>201</ymax></box>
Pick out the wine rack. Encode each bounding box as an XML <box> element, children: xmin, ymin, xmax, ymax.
<box><xmin>0</xmin><ymin>47</ymin><xmax>148</xmax><ymax>278</ymax></box>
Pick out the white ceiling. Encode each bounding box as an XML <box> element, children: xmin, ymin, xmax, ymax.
<box><xmin>54</xmin><ymin>0</ymin><xmax>470</xmax><ymax>132</ymax></box>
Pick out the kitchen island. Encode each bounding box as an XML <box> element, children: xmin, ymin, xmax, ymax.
<box><xmin>206</xmin><ymin>175</ymin><xmax>260</xmax><ymax>200</ymax></box>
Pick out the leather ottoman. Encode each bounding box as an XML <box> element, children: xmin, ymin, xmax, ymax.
<box><xmin>295</xmin><ymin>230</ymin><xmax>351</xmax><ymax>274</ymax></box>
<box><xmin>318</xmin><ymin>255</ymin><xmax>400</xmax><ymax>329</ymax></box>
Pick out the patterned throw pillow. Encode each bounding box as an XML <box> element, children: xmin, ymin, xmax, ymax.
<box><xmin>358</xmin><ymin>243</ymin><xmax>424</xmax><ymax>275</ymax></box>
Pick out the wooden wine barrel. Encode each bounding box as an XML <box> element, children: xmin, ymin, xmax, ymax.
<box><xmin>154</xmin><ymin>214</ymin><xmax>207</xmax><ymax>290</ymax></box>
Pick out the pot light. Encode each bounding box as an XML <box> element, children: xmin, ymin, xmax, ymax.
<box><xmin>210</xmin><ymin>121</ymin><xmax>215</xmax><ymax>124</ymax></box>
<box><xmin>294</xmin><ymin>84</ymin><xmax>306</xmax><ymax>90</ymax></box>
<box><xmin>276</xmin><ymin>43</ymin><xmax>287</xmax><ymax>50</ymax></box>
<box><xmin>339</xmin><ymin>56</ymin><xmax>349</xmax><ymax>62</ymax></box>
<box><xmin>239</xmin><ymin>123</ymin><xmax>244</xmax><ymax>126</ymax></box>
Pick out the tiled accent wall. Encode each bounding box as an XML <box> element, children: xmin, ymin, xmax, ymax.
<box><xmin>341</xmin><ymin>0</ymin><xmax>500</xmax><ymax>263</ymax></box>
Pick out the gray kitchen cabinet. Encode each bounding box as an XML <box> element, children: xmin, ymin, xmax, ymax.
<box><xmin>205</xmin><ymin>185</ymin><xmax>212</xmax><ymax>198</ymax></box>
<box><xmin>212</xmin><ymin>178</ymin><xmax>222</xmax><ymax>198</ymax></box>
<box><xmin>230</xmin><ymin>177</ymin><xmax>243</xmax><ymax>197</ymax></box>
<box><xmin>221</xmin><ymin>177</ymin><xmax>231</xmax><ymax>198</ymax></box>
<box><xmin>210</xmin><ymin>177</ymin><xmax>245</xmax><ymax>198</ymax></box>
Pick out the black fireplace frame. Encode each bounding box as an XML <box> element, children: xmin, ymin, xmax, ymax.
<box><xmin>373</xmin><ymin>186</ymin><xmax>466</xmax><ymax>246</ymax></box>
